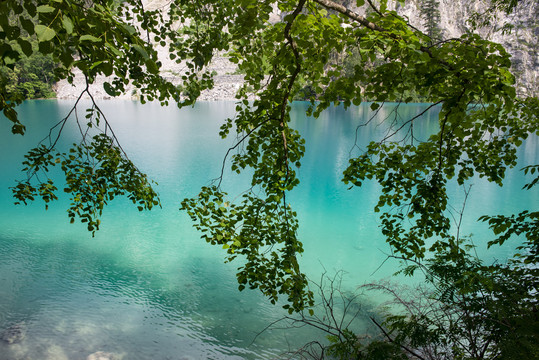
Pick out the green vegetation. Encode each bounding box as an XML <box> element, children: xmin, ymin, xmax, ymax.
<box><xmin>0</xmin><ymin>51</ymin><xmax>56</xmax><ymax>99</ymax></box>
<box><xmin>420</xmin><ymin>0</ymin><xmax>443</xmax><ymax>42</ymax></box>
<box><xmin>1</xmin><ymin>0</ymin><xmax>537</xmax><ymax>358</ymax></box>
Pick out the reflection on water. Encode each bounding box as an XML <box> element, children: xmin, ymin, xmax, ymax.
<box><xmin>0</xmin><ymin>100</ymin><xmax>536</xmax><ymax>359</ymax></box>
<box><xmin>0</xmin><ymin>233</ymin><xmax>286</xmax><ymax>359</ymax></box>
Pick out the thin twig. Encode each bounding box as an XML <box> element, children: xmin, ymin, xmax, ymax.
<box><xmin>370</xmin><ymin>316</ymin><xmax>427</xmax><ymax>360</ymax></box>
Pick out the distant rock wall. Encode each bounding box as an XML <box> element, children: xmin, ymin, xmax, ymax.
<box><xmin>398</xmin><ymin>0</ymin><xmax>538</xmax><ymax>96</ymax></box>
<box><xmin>54</xmin><ymin>0</ymin><xmax>538</xmax><ymax>100</ymax></box>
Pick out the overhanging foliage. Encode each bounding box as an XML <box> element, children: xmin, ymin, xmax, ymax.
<box><xmin>1</xmin><ymin>2</ymin><xmax>537</xmax><ymax>354</ymax></box>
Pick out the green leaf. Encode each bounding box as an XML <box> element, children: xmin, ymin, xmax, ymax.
<box><xmin>105</xmin><ymin>43</ymin><xmax>122</xmax><ymax>57</ymax></box>
<box><xmin>20</xmin><ymin>18</ymin><xmax>35</xmax><ymax>35</ymax></box>
<box><xmin>146</xmin><ymin>60</ymin><xmax>159</xmax><ymax>74</ymax></box>
<box><xmin>132</xmin><ymin>44</ymin><xmax>149</xmax><ymax>60</ymax></box>
<box><xmin>37</xmin><ymin>5</ymin><xmax>56</xmax><ymax>13</ymax></box>
<box><xmin>34</xmin><ymin>25</ymin><xmax>56</xmax><ymax>42</ymax></box>
<box><xmin>17</xmin><ymin>38</ymin><xmax>33</xmax><ymax>57</ymax></box>
<box><xmin>62</xmin><ymin>16</ymin><xmax>74</xmax><ymax>34</ymax></box>
<box><xmin>103</xmin><ymin>82</ymin><xmax>116</xmax><ymax>97</ymax></box>
<box><xmin>80</xmin><ymin>34</ymin><xmax>102</xmax><ymax>42</ymax></box>
<box><xmin>12</xmin><ymin>123</ymin><xmax>26</xmax><ymax>135</ymax></box>
<box><xmin>3</xmin><ymin>50</ymin><xmax>19</xmax><ymax>64</ymax></box>
<box><xmin>24</xmin><ymin>2</ymin><xmax>37</xmax><ymax>17</ymax></box>
<box><xmin>38</xmin><ymin>40</ymin><xmax>53</xmax><ymax>54</ymax></box>
<box><xmin>102</xmin><ymin>61</ymin><xmax>113</xmax><ymax>77</ymax></box>
<box><xmin>119</xmin><ymin>23</ymin><xmax>136</xmax><ymax>35</ymax></box>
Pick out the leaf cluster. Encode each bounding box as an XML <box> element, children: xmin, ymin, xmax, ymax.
<box><xmin>181</xmin><ymin>184</ymin><xmax>313</xmax><ymax>313</ymax></box>
<box><xmin>1</xmin><ymin>0</ymin><xmax>186</xmax><ymax>134</ymax></box>
<box><xmin>11</xmin><ymin>100</ymin><xmax>160</xmax><ymax>235</ymax></box>
<box><xmin>12</xmin><ymin>132</ymin><xmax>160</xmax><ymax>235</ymax></box>
<box><xmin>180</xmin><ymin>0</ymin><xmax>538</xmax><ymax>315</ymax></box>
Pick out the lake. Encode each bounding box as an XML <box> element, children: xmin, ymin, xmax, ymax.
<box><xmin>0</xmin><ymin>100</ymin><xmax>536</xmax><ymax>359</ymax></box>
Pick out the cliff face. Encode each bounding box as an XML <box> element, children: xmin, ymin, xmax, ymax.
<box><xmin>54</xmin><ymin>0</ymin><xmax>538</xmax><ymax>99</ymax></box>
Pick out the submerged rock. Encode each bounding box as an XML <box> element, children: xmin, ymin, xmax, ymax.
<box><xmin>1</xmin><ymin>322</ymin><xmax>26</xmax><ymax>344</ymax></box>
<box><xmin>87</xmin><ymin>351</ymin><xmax>123</xmax><ymax>360</ymax></box>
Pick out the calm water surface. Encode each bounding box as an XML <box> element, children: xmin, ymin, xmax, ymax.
<box><xmin>0</xmin><ymin>100</ymin><xmax>536</xmax><ymax>359</ymax></box>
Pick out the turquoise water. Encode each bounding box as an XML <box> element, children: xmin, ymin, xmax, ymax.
<box><xmin>0</xmin><ymin>100</ymin><xmax>536</xmax><ymax>359</ymax></box>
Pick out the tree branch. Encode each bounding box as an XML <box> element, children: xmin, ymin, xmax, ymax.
<box><xmin>370</xmin><ymin>316</ymin><xmax>428</xmax><ymax>360</ymax></box>
<box><xmin>312</xmin><ymin>0</ymin><xmax>384</xmax><ymax>31</ymax></box>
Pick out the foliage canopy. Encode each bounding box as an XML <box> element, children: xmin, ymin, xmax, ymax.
<box><xmin>1</xmin><ymin>0</ymin><xmax>538</xmax><ymax>356</ymax></box>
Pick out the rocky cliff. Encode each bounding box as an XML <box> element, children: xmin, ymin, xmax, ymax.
<box><xmin>54</xmin><ymin>0</ymin><xmax>538</xmax><ymax>100</ymax></box>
